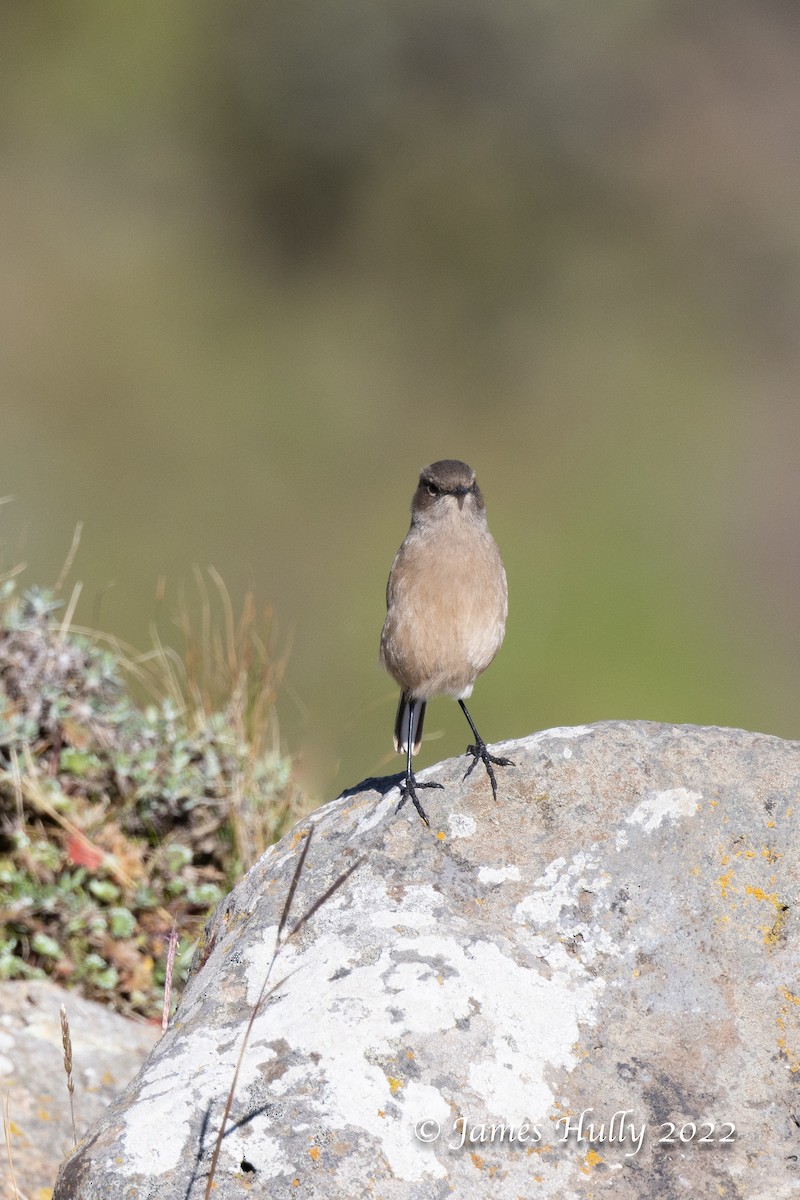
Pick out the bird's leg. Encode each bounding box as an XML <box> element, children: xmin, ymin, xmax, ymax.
<box><xmin>395</xmin><ymin>698</ymin><xmax>443</xmax><ymax>827</ymax></box>
<box><xmin>458</xmin><ymin>699</ymin><xmax>514</xmax><ymax>803</ymax></box>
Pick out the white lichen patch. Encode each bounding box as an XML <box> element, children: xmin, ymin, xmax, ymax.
<box><xmin>448</xmin><ymin>812</ymin><xmax>477</xmax><ymax>838</ymax></box>
<box><xmin>478</xmin><ymin>865</ymin><xmax>521</xmax><ymax>885</ymax></box>
<box><xmin>119</xmin><ymin>1023</ymin><xmax>296</xmax><ymax>1180</ymax></box>
<box><xmin>368</xmin><ymin>882</ymin><xmax>440</xmax><ymax>929</ymax></box>
<box><xmin>513</xmin><ymin>852</ymin><xmax>605</xmax><ymax>927</ymax></box>
<box><xmin>353</xmin><ymin>790</ymin><xmax>396</xmax><ymax>834</ymax></box>
<box><xmin>240</xmin><ymin>931</ymin><xmax>601</xmax><ymax>1175</ymax></box>
<box><xmin>532</xmin><ymin>725</ymin><xmax>594</xmax><ymax>742</ymax></box>
<box><xmin>215</xmin><ymin>870</ymin><xmax>603</xmax><ymax>1181</ymax></box>
<box><xmin>210</xmin><ymin>1126</ymin><xmax>293</xmax><ymax>1180</ymax></box>
<box><xmin>461</xmin><ymin>938</ymin><xmax>600</xmax><ymax>1123</ymax></box>
<box><xmin>120</xmin><ymin>1031</ymin><xmax>224</xmax><ymax>1175</ymax></box>
<box><xmin>513</xmin><ymin>852</ymin><xmax>620</xmax><ymax>967</ymax></box>
<box><xmin>628</xmin><ymin>787</ymin><xmax>702</xmax><ymax>832</ymax></box>
<box><xmin>118</xmin><ymin>859</ymin><xmax>607</xmax><ymax>1186</ymax></box>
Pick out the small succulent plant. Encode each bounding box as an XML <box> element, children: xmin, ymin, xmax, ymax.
<box><xmin>0</xmin><ymin>580</ymin><xmax>301</xmax><ymax>1018</ymax></box>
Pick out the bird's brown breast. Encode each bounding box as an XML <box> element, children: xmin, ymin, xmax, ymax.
<box><xmin>380</xmin><ymin>515</ymin><xmax>507</xmax><ymax>700</ymax></box>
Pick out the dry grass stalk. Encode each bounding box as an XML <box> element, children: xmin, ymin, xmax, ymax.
<box><xmin>57</xmin><ymin>580</ymin><xmax>83</xmax><ymax>643</ymax></box>
<box><xmin>81</xmin><ymin>567</ymin><xmax>300</xmax><ymax>866</ymax></box>
<box><xmin>60</xmin><ymin>1004</ymin><xmax>77</xmax><ymax>1147</ymax></box>
<box><xmin>53</xmin><ymin>521</ymin><xmax>83</xmax><ymax>595</ymax></box>
<box><xmin>203</xmin><ymin>826</ymin><xmax>363</xmax><ymax>1199</ymax></box>
<box><xmin>3</xmin><ymin>1091</ymin><xmax>23</xmax><ymax>1200</ymax></box>
<box><xmin>162</xmin><ymin>920</ymin><xmax>179</xmax><ymax>1033</ymax></box>
<box><xmin>173</xmin><ymin>567</ymin><xmax>297</xmax><ymax>867</ymax></box>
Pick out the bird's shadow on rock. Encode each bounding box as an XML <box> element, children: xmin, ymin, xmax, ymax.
<box><xmin>337</xmin><ymin>773</ymin><xmax>404</xmax><ymax>802</ymax></box>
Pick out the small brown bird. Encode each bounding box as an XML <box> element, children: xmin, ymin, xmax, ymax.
<box><xmin>380</xmin><ymin>459</ymin><xmax>512</xmax><ymax>825</ymax></box>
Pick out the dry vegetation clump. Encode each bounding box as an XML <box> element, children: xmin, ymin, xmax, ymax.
<box><xmin>0</xmin><ymin>576</ymin><xmax>303</xmax><ymax>1018</ymax></box>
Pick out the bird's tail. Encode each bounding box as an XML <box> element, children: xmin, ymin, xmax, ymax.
<box><xmin>393</xmin><ymin>694</ymin><xmax>426</xmax><ymax>755</ymax></box>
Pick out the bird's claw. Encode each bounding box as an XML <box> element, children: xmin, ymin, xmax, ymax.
<box><xmin>463</xmin><ymin>742</ymin><xmax>514</xmax><ymax>803</ymax></box>
<box><xmin>396</xmin><ymin>774</ymin><xmax>445</xmax><ymax>827</ymax></box>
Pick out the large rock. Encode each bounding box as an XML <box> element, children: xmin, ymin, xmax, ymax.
<box><xmin>54</xmin><ymin>721</ymin><xmax>800</xmax><ymax>1198</ymax></box>
<box><xmin>0</xmin><ymin>978</ymin><xmax>159</xmax><ymax>1196</ymax></box>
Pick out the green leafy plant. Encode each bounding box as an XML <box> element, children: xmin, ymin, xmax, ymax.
<box><xmin>0</xmin><ymin>574</ymin><xmax>304</xmax><ymax>1018</ymax></box>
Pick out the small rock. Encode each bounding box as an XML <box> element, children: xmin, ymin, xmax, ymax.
<box><xmin>0</xmin><ymin>978</ymin><xmax>159</xmax><ymax>1197</ymax></box>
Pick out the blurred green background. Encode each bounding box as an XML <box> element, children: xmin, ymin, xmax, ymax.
<box><xmin>2</xmin><ymin>0</ymin><xmax>799</xmax><ymax>801</ymax></box>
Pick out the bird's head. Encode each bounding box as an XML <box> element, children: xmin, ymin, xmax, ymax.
<box><xmin>411</xmin><ymin>459</ymin><xmax>485</xmax><ymax>522</ymax></box>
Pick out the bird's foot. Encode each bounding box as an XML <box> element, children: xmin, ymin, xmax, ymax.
<box><xmin>463</xmin><ymin>740</ymin><xmax>514</xmax><ymax>803</ymax></box>
<box><xmin>396</xmin><ymin>772</ymin><xmax>444</xmax><ymax>827</ymax></box>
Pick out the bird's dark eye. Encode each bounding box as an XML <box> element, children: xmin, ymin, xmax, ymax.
<box><xmin>426</xmin><ymin>483</ymin><xmax>439</xmax><ymax>497</ymax></box>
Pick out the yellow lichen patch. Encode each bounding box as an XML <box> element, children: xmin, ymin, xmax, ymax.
<box><xmin>717</xmin><ymin>871</ymin><xmax>734</xmax><ymax>899</ymax></box>
<box><xmin>290</xmin><ymin>828</ymin><xmax>311</xmax><ymax>851</ymax></box>
<box><xmin>743</xmin><ymin>884</ymin><xmax>788</xmax><ymax>946</ymax></box>
<box><xmin>387</xmin><ymin>1076</ymin><xmax>403</xmax><ymax>1095</ymax></box>
<box><xmin>406</xmin><ymin>1049</ymin><xmax>415</xmax><ymax>1059</ymax></box>
<box><xmin>762</xmin><ymin>847</ymin><xmax>780</xmax><ymax>862</ymax></box>
<box><xmin>580</xmin><ymin>1148</ymin><xmax>604</xmax><ymax>1173</ymax></box>
<box><xmin>775</xmin><ymin>989</ymin><xmax>800</xmax><ymax>1073</ymax></box>
<box><xmin>470</xmin><ymin>1152</ymin><xmax>485</xmax><ymax>1170</ymax></box>
<box><xmin>765</xmin><ymin>907</ymin><xmax>789</xmax><ymax>947</ymax></box>
<box><xmin>308</xmin><ymin>1146</ymin><xmax>321</xmax><ymax>1162</ymax></box>
<box><xmin>767</xmin><ymin>915</ymin><xmax>788</xmax><ymax>945</ymax></box>
<box><xmin>436</xmin><ymin>830</ymin><xmax>446</xmax><ymax>841</ymax></box>
<box><xmin>776</xmin><ymin>1035</ymin><xmax>800</xmax><ymax>1073</ymax></box>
